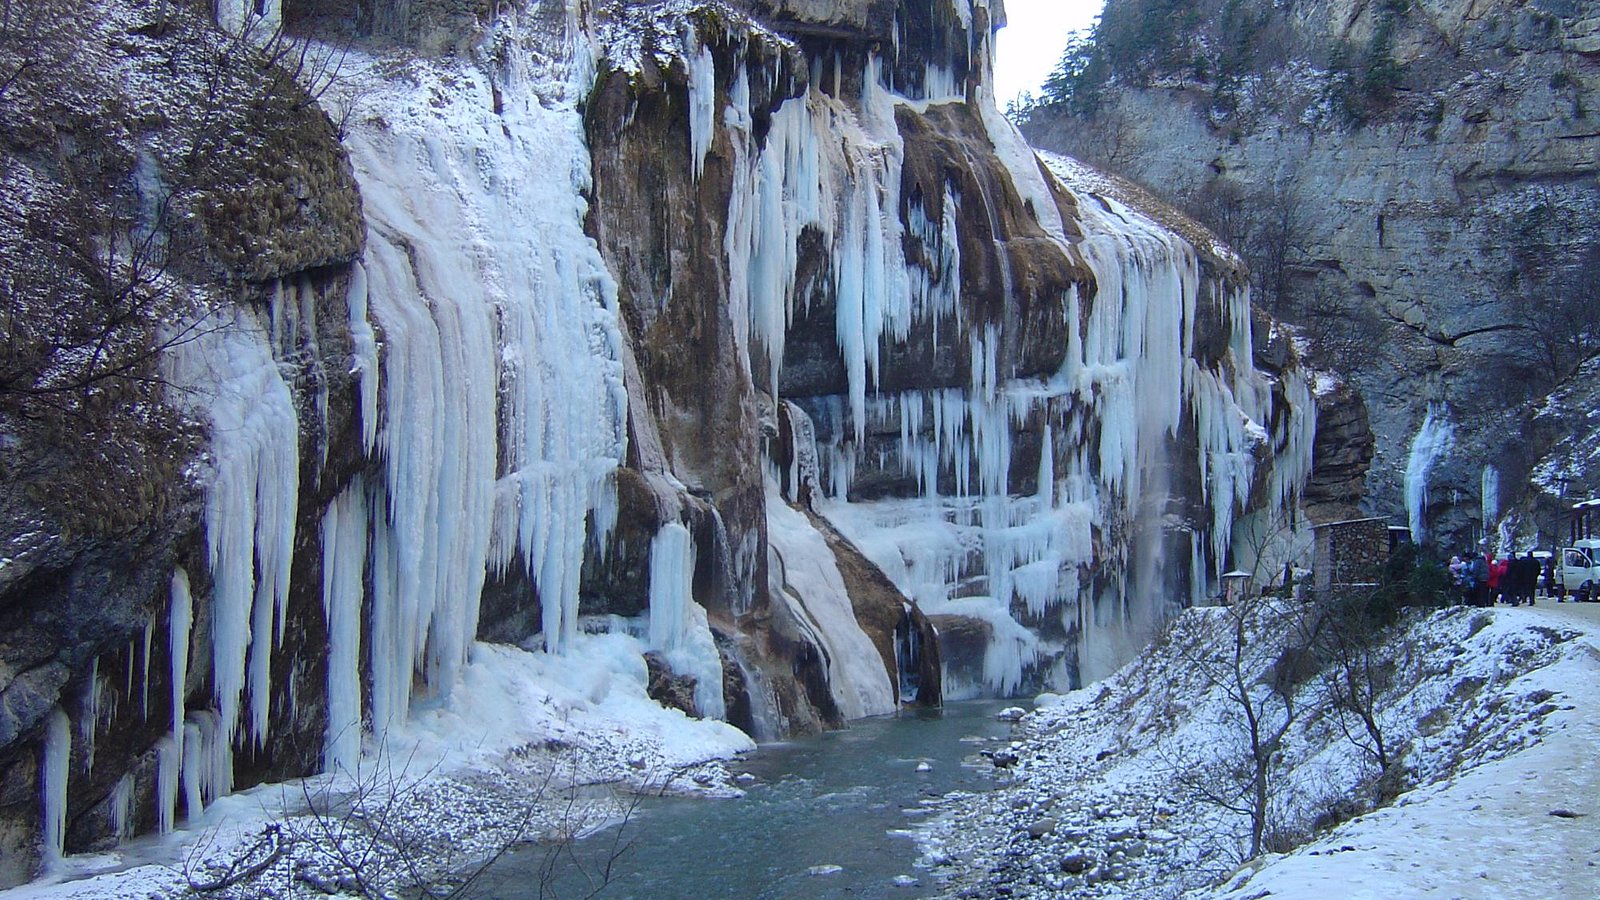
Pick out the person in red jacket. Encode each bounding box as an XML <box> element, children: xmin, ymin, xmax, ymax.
<box><xmin>1486</xmin><ymin>552</ymin><xmax>1508</xmax><ymax>604</ymax></box>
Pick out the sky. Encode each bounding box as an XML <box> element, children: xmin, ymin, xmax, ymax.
<box><xmin>992</xmin><ymin>0</ymin><xmax>1105</xmax><ymax>109</ymax></box>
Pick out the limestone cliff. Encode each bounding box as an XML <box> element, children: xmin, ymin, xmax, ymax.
<box><xmin>1023</xmin><ymin>0</ymin><xmax>1600</xmax><ymax>547</ymax></box>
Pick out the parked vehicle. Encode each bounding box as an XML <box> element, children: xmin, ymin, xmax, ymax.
<box><xmin>1558</xmin><ymin>499</ymin><xmax>1600</xmax><ymax>601</ymax></box>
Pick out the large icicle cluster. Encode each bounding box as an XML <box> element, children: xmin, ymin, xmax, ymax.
<box><xmin>331</xmin><ymin>10</ymin><xmax>631</xmax><ymax>722</ymax></box>
<box><xmin>725</xmin><ymin>53</ymin><xmax>962</xmax><ymax>438</ymax></box>
<box><xmin>124</xmin><ymin>1</ymin><xmax>644</xmax><ymax>842</ymax></box>
<box><xmin>703</xmin><ymin>1</ymin><xmax>1314</xmax><ymax>694</ymax></box>
<box><xmin>164</xmin><ymin>308</ymin><xmax>300</xmax><ymax>749</ymax></box>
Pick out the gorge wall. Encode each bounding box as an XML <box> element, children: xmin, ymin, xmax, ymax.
<box><xmin>1023</xmin><ymin>0</ymin><xmax>1600</xmax><ymax>546</ymax></box>
<box><xmin>0</xmin><ymin>0</ymin><xmax>1313</xmax><ymax>882</ymax></box>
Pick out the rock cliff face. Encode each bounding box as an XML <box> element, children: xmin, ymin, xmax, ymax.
<box><xmin>1023</xmin><ymin>0</ymin><xmax>1600</xmax><ymax>547</ymax></box>
<box><xmin>0</xmin><ymin>0</ymin><xmax>1314</xmax><ymax>882</ymax></box>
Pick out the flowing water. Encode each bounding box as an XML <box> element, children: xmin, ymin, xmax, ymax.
<box><xmin>469</xmin><ymin>700</ymin><xmax>1015</xmax><ymax>898</ymax></box>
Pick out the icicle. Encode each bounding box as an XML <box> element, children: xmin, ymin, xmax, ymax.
<box><xmin>1482</xmin><ymin>464</ymin><xmax>1500</xmax><ymax>530</ymax></box>
<box><xmin>181</xmin><ymin>720</ymin><xmax>202</xmax><ymax>823</ymax></box>
<box><xmin>686</xmin><ymin>35</ymin><xmax>717</xmax><ymax>181</ymax></box>
<box><xmin>80</xmin><ymin>658</ymin><xmax>100</xmax><ymax>774</ymax></box>
<box><xmin>155</xmin><ymin>735</ymin><xmax>179</xmax><ymax>835</ymax></box>
<box><xmin>109</xmin><ymin>774</ymin><xmax>134</xmax><ymax>845</ymax></box>
<box><xmin>140</xmin><ymin>617</ymin><xmax>153</xmax><ymax>722</ymax></box>
<box><xmin>345</xmin><ymin>262</ymin><xmax>380</xmax><ymax>454</ymax></box>
<box><xmin>322</xmin><ymin>478</ymin><xmax>368</xmax><ymax>773</ymax></box>
<box><xmin>169</xmin><ymin>569</ymin><xmax>193</xmax><ymax>748</ymax></box>
<box><xmin>648</xmin><ymin>523</ymin><xmax>726</xmax><ymax>720</ymax></box>
<box><xmin>163</xmin><ymin>307</ymin><xmax>299</xmax><ymax>749</ymax></box>
<box><xmin>41</xmin><ymin>707</ymin><xmax>70</xmax><ymax>863</ymax></box>
<box><xmin>182</xmin><ymin>709</ymin><xmax>232</xmax><ymax>811</ymax></box>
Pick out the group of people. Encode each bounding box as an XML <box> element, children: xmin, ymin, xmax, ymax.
<box><xmin>1448</xmin><ymin>551</ymin><xmax>1551</xmax><ymax>607</ymax></box>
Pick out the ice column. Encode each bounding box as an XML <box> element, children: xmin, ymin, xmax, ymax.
<box><xmin>41</xmin><ymin>707</ymin><xmax>70</xmax><ymax>862</ymax></box>
<box><xmin>154</xmin><ymin>736</ymin><xmax>179</xmax><ymax>834</ymax></box>
<box><xmin>649</xmin><ymin>523</ymin><xmax>726</xmax><ymax>720</ymax></box>
<box><xmin>1482</xmin><ymin>464</ymin><xmax>1500</xmax><ymax>532</ymax></box>
<box><xmin>321</xmin><ymin>479</ymin><xmax>368</xmax><ymax>772</ymax></box>
<box><xmin>169</xmin><ymin>569</ymin><xmax>192</xmax><ymax>748</ymax></box>
<box><xmin>1405</xmin><ymin>405</ymin><xmax>1454</xmax><ymax>544</ymax></box>
<box><xmin>109</xmin><ymin>774</ymin><xmax>134</xmax><ymax>844</ymax></box>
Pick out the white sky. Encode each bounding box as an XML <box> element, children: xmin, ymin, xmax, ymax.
<box><xmin>992</xmin><ymin>0</ymin><xmax>1105</xmax><ymax>108</ymax></box>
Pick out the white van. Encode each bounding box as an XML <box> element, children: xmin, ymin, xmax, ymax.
<box><xmin>1559</xmin><ymin>500</ymin><xmax>1600</xmax><ymax>601</ymax></box>
<box><xmin>1560</xmin><ymin>540</ymin><xmax>1600</xmax><ymax>600</ymax></box>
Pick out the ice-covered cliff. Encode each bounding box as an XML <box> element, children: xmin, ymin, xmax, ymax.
<box><xmin>1022</xmin><ymin>0</ymin><xmax>1600</xmax><ymax>547</ymax></box>
<box><xmin>0</xmin><ymin>0</ymin><xmax>1314</xmax><ymax>881</ymax></box>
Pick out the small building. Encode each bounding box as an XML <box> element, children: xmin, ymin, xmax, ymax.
<box><xmin>1311</xmin><ymin>517</ymin><xmax>1391</xmax><ymax>597</ymax></box>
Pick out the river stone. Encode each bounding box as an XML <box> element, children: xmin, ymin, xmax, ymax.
<box><xmin>1059</xmin><ymin>852</ymin><xmax>1092</xmax><ymax>874</ymax></box>
<box><xmin>1026</xmin><ymin>818</ymin><xmax>1058</xmax><ymax>838</ymax></box>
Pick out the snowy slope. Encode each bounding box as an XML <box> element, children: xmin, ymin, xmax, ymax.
<box><xmin>925</xmin><ymin>603</ymin><xmax>1600</xmax><ymax>897</ymax></box>
<box><xmin>1216</xmin><ymin>604</ymin><xmax>1600</xmax><ymax>899</ymax></box>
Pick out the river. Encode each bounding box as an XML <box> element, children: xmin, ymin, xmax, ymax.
<box><xmin>465</xmin><ymin>700</ymin><xmax>1015</xmax><ymax>899</ymax></box>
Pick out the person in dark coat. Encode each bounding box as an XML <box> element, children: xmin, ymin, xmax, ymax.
<box><xmin>1516</xmin><ymin>552</ymin><xmax>1541</xmax><ymax>606</ymax></box>
<box><xmin>1469</xmin><ymin>554</ymin><xmax>1492</xmax><ymax>607</ymax></box>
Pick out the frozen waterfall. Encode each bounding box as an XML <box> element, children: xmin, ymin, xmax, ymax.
<box><xmin>1405</xmin><ymin>405</ymin><xmax>1454</xmax><ymax>545</ymax></box>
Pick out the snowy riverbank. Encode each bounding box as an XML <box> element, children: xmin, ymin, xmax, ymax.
<box><xmin>3</xmin><ymin>636</ymin><xmax>753</xmax><ymax>899</ymax></box>
<box><xmin>923</xmin><ymin>603</ymin><xmax>1600</xmax><ymax>898</ymax></box>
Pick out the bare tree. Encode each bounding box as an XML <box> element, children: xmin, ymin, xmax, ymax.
<box><xmin>1244</xmin><ymin>178</ymin><xmax>1309</xmax><ymax>316</ymax></box>
<box><xmin>1153</xmin><ymin>591</ymin><xmax>1311</xmax><ymax>860</ymax></box>
<box><xmin>180</xmin><ymin>743</ymin><xmax>655</xmax><ymax>899</ymax></box>
<box><xmin>1314</xmin><ymin>596</ymin><xmax>1396</xmax><ymax>777</ymax></box>
<box><xmin>1510</xmin><ymin>243</ymin><xmax>1600</xmax><ymax>384</ymax></box>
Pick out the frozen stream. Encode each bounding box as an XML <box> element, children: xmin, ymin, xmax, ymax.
<box><xmin>468</xmin><ymin>701</ymin><xmax>1014</xmax><ymax>898</ymax></box>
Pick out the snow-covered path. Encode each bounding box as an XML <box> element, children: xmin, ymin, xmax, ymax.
<box><xmin>1218</xmin><ymin>605</ymin><xmax>1600</xmax><ymax>899</ymax></box>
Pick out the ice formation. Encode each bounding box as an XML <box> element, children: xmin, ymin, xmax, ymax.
<box><xmin>41</xmin><ymin>708</ymin><xmax>69</xmax><ymax>863</ymax></box>
<box><xmin>168</xmin><ymin>570</ymin><xmax>192</xmax><ymax>748</ymax></box>
<box><xmin>755</xmin><ymin>107</ymin><xmax>1306</xmax><ymax>692</ymax></box>
<box><xmin>765</xmin><ymin>488</ymin><xmax>899</xmax><ymax>719</ymax></box>
<box><xmin>109</xmin><ymin>774</ymin><xmax>134</xmax><ymax>844</ymax></box>
<box><xmin>338</xmin><ymin>3</ymin><xmax>627</xmax><ymax>735</ymax></box>
<box><xmin>154</xmin><ymin>736</ymin><xmax>179</xmax><ymax>835</ymax></box>
<box><xmin>648</xmin><ymin>523</ymin><xmax>727</xmax><ymax>720</ymax></box>
<box><xmin>716</xmin><ymin>23</ymin><xmax>1313</xmax><ymax>692</ymax></box>
<box><xmin>321</xmin><ymin>479</ymin><xmax>367</xmax><ymax>772</ymax></box>
<box><xmin>1405</xmin><ymin>405</ymin><xmax>1454</xmax><ymax>544</ymax></box>
<box><xmin>163</xmin><ymin>307</ymin><xmax>299</xmax><ymax>749</ymax></box>
<box><xmin>82</xmin><ymin>1</ymin><xmax>1315</xmax><ymax>860</ymax></box>
<box><xmin>1482</xmin><ymin>464</ymin><xmax>1500</xmax><ymax>532</ymax></box>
